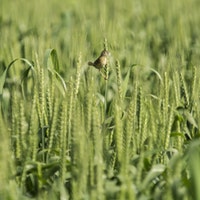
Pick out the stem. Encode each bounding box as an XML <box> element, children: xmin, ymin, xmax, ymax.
<box><xmin>104</xmin><ymin>79</ymin><xmax>108</xmax><ymax>119</ymax></box>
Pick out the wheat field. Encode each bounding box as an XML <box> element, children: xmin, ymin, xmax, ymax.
<box><xmin>1</xmin><ymin>0</ymin><xmax>200</xmax><ymax>199</ymax></box>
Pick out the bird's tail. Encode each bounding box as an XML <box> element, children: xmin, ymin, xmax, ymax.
<box><xmin>88</xmin><ymin>61</ymin><xmax>94</xmax><ymax>66</ymax></box>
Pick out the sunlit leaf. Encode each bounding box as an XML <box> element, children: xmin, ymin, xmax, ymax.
<box><xmin>141</xmin><ymin>164</ymin><xmax>166</xmax><ymax>190</ymax></box>
<box><xmin>44</xmin><ymin>48</ymin><xmax>59</xmax><ymax>71</ymax></box>
<box><xmin>184</xmin><ymin>111</ymin><xmax>198</xmax><ymax>128</ymax></box>
<box><xmin>150</xmin><ymin>68</ymin><xmax>162</xmax><ymax>82</ymax></box>
<box><xmin>0</xmin><ymin>58</ymin><xmax>34</xmax><ymax>101</ymax></box>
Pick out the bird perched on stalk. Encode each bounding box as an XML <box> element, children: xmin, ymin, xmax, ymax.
<box><xmin>88</xmin><ymin>49</ymin><xmax>110</xmax><ymax>79</ymax></box>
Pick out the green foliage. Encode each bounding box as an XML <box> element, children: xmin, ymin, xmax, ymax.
<box><xmin>1</xmin><ymin>0</ymin><xmax>200</xmax><ymax>199</ymax></box>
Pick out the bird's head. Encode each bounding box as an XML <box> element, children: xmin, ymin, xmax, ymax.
<box><xmin>100</xmin><ymin>49</ymin><xmax>110</xmax><ymax>57</ymax></box>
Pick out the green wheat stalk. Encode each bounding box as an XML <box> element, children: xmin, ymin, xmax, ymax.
<box><xmin>29</xmin><ymin>85</ymin><xmax>39</xmax><ymax>161</ymax></box>
<box><xmin>11</xmin><ymin>90</ymin><xmax>21</xmax><ymax>160</ymax></box>
<box><xmin>148</xmin><ymin>103</ymin><xmax>155</xmax><ymax>145</ymax></box>
<box><xmin>19</xmin><ymin>100</ymin><xmax>27</xmax><ymax>159</ymax></box>
<box><xmin>173</xmin><ymin>72</ymin><xmax>181</xmax><ymax>106</ymax></box>
<box><xmin>161</xmin><ymin>72</ymin><xmax>170</xmax><ymax>148</ymax></box>
<box><xmin>103</xmin><ymin>38</ymin><xmax>109</xmax><ymax>120</ymax></box>
<box><xmin>103</xmin><ymin>37</ymin><xmax>109</xmax><ymax>80</ymax></box>
<box><xmin>74</xmin><ymin>52</ymin><xmax>82</xmax><ymax>97</ymax></box>
<box><xmin>114</xmin><ymin>103</ymin><xmax>123</xmax><ymax>162</ymax></box>
<box><xmin>164</xmin><ymin>106</ymin><xmax>174</xmax><ymax>150</ymax></box>
<box><xmin>47</xmin><ymin>98</ymin><xmax>59</xmax><ymax>159</ymax></box>
<box><xmin>67</xmin><ymin>77</ymin><xmax>74</xmax><ymax>152</ymax></box>
<box><xmin>60</xmin><ymin>101</ymin><xmax>67</xmax><ymax>183</ymax></box>
<box><xmin>191</xmin><ymin>66</ymin><xmax>197</xmax><ymax>108</ymax></box>
<box><xmin>180</xmin><ymin>72</ymin><xmax>189</xmax><ymax>108</ymax></box>
<box><xmin>130</xmin><ymin>80</ymin><xmax>139</xmax><ymax>155</ymax></box>
<box><xmin>138</xmin><ymin>87</ymin><xmax>144</xmax><ymax>152</ymax></box>
<box><xmin>85</xmin><ymin>80</ymin><xmax>93</xmax><ymax>134</ymax></box>
<box><xmin>163</xmin><ymin>72</ymin><xmax>169</xmax><ymax>124</ymax></box>
<box><xmin>124</xmin><ymin>81</ymin><xmax>138</xmax><ymax>164</ymax></box>
<box><xmin>115</xmin><ymin>60</ymin><xmax>123</xmax><ymax>101</ymax></box>
<box><xmin>46</xmin><ymin>80</ymin><xmax>53</xmax><ymax>121</ymax></box>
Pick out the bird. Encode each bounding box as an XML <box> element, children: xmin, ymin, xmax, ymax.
<box><xmin>88</xmin><ymin>49</ymin><xmax>110</xmax><ymax>79</ymax></box>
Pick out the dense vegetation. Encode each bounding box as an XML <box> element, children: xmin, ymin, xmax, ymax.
<box><xmin>1</xmin><ymin>0</ymin><xmax>200</xmax><ymax>199</ymax></box>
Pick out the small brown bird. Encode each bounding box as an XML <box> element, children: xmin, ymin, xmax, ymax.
<box><xmin>88</xmin><ymin>49</ymin><xmax>110</xmax><ymax>79</ymax></box>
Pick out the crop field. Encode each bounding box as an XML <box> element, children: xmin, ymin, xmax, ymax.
<box><xmin>1</xmin><ymin>0</ymin><xmax>200</xmax><ymax>199</ymax></box>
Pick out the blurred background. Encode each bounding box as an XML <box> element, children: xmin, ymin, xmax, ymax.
<box><xmin>1</xmin><ymin>0</ymin><xmax>200</xmax><ymax>199</ymax></box>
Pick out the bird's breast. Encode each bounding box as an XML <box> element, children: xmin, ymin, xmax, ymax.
<box><xmin>99</xmin><ymin>56</ymin><xmax>107</xmax><ymax>66</ymax></box>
